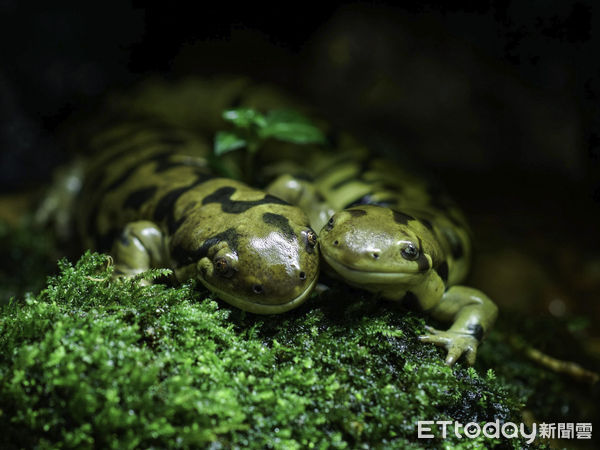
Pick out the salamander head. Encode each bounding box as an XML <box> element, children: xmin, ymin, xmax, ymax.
<box><xmin>173</xmin><ymin>203</ymin><xmax>319</xmax><ymax>314</ymax></box>
<box><xmin>319</xmin><ymin>205</ymin><xmax>441</xmax><ymax>287</ymax></box>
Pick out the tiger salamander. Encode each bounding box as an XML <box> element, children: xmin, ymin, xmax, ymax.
<box><xmin>266</xmin><ymin>146</ymin><xmax>498</xmax><ymax>365</ymax></box>
<box><xmin>48</xmin><ymin>112</ymin><xmax>320</xmax><ymax>314</ymax></box>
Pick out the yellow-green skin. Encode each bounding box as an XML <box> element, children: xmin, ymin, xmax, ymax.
<box><xmin>266</xmin><ymin>145</ymin><xmax>498</xmax><ymax>365</ymax></box>
<box><xmin>66</xmin><ymin>115</ymin><xmax>320</xmax><ymax>314</ymax></box>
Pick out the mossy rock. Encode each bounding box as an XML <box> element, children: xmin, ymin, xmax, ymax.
<box><xmin>0</xmin><ymin>222</ymin><xmax>597</xmax><ymax>449</ymax></box>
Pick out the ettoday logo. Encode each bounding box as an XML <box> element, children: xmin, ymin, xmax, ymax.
<box><xmin>418</xmin><ymin>420</ymin><xmax>593</xmax><ymax>443</ymax></box>
<box><xmin>418</xmin><ymin>420</ymin><xmax>537</xmax><ymax>444</ymax></box>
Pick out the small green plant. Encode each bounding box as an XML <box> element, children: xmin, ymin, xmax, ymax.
<box><xmin>214</xmin><ymin>108</ymin><xmax>325</xmax><ymax>182</ymax></box>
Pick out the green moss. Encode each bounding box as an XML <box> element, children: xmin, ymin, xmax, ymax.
<box><xmin>0</xmin><ymin>253</ymin><xmax>520</xmax><ymax>448</ymax></box>
<box><xmin>0</xmin><ymin>222</ymin><xmax>596</xmax><ymax>448</ymax></box>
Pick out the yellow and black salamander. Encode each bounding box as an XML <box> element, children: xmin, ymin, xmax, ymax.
<box><xmin>266</xmin><ymin>144</ymin><xmax>498</xmax><ymax>365</ymax></box>
<box><xmin>40</xmin><ymin>108</ymin><xmax>320</xmax><ymax>314</ymax></box>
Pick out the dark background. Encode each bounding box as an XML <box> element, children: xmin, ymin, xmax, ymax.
<box><xmin>1</xmin><ymin>1</ymin><xmax>599</xmax><ymax>189</ymax></box>
<box><xmin>1</xmin><ymin>1</ymin><xmax>599</xmax><ymax>323</ymax></box>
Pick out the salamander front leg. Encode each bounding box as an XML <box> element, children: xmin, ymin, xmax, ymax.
<box><xmin>111</xmin><ymin>221</ymin><xmax>169</xmax><ymax>282</ymax></box>
<box><xmin>419</xmin><ymin>286</ymin><xmax>498</xmax><ymax>366</ymax></box>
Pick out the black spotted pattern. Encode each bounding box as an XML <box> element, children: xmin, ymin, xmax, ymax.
<box><xmin>421</xmin><ymin>218</ymin><xmax>434</xmax><ymax>231</ymax></box>
<box><xmin>202</xmin><ymin>186</ymin><xmax>289</xmax><ymax>214</ymax></box>
<box><xmin>392</xmin><ymin>210</ymin><xmax>415</xmax><ymax>225</ymax></box>
<box><xmin>435</xmin><ymin>260</ymin><xmax>449</xmax><ymax>283</ymax></box>
<box><xmin>171</xmin><ymin>227</ymin><xmax>239</xmax><ymax>268</ymax></box>
<box><xmin>262</xmin><ymin>213</ymin><xmax>296</xmax><ymax>240</ymax></box>
<box><xmin>441</xmin><ymin>227</ymin><xmax>464</xmax><ymax>259</ymax></box>
<box><xmin>153</xmin><ymin>175</ymin><xmax>213</xmax><ymax>234</ymax></box>
<box><xmin>344</xmin><ymin>194</ymin><xmax>396</xmax><ymax>209</ymax></box>
<box><xmin>123</xmin><ymin>186</ymin><xmax>158</xmax><ymax>209</ymax></box>
<box><xmin>347</xmin><ymin>209</ymin><xmax>367</xmax><ymax>217</ymax></box>
<box><xmin>415</xmin><ymin>237</ymin><xmax>430</xmax><ymax>272</ymax></box>
<box><xmin>467</xmin><ymin>323</ymin><xmax>484</xmax><ymax>341</ymax></box>
<box><xmin>103</xmin><ymin>150</ymin><xmax>173</xmax><ymax>192</ymax></box>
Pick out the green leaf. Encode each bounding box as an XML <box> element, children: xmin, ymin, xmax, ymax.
<box><xmin>259</xmin><ymin>109</ymin><xmax>325</xmax><ymax>144</ymax></box>
<box><xmin>214</xmin><ymin>131</ymin><xmax>247</xmax><ymax>156</ymax></box>
<box><xmin>222</xmin><ymin>108</ymin><xmax>266</xmax><ymax>129</ymax></box>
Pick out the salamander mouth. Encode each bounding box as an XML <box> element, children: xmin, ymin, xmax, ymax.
<box><xmin>321</xmin><ymin>248</ymin><xmax>420</xmax><ymax>284</ymax></box>
<box><xmin>199</xmin><ymin>274</ymin><xmax>318</xmax><ymax>315</ymax></box>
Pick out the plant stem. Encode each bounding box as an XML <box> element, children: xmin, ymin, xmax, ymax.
<box><xmin>245</xmin><ymin>140</ymin><xmax>258</xmax><ymax>184</ymax></box>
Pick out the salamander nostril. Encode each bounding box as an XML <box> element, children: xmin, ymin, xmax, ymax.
<box><xmin>333</xmin><ymin>240</ymin><xmax>339</xmax><ymax>246</ymax></box>
<box><xmin>299</xmin><ymin>271</ymin><xmax>306</xmax><ymax>280</ymax></box>
<box><xmin>253</xmin><ymin>284</ymin><xmax>263</xmax><ymax>294</ymax></box>
<box><xmin>373</xmin><ymin>253</ymin><xmax>379</xmax><ymax>259</ymax></box>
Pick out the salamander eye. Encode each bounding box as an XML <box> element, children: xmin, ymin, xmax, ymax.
<box><xmin>214</xmin><ymin>257</ymin><xmax>234</xmax><ymax>278</ymax></box>
<box><xmin>401</xmin><ymin>243</ymin><xmax>419</xmax><ymax>261</ymax></box>
<box><xmin>326</xmin><ymin>217</ymin><xmax>334</xmax><ymax>230</ymax></box>
<box><xmin>306</xmin><ymin>230</ymin><xmax>318</xmax><ymax>248</ymax></box>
